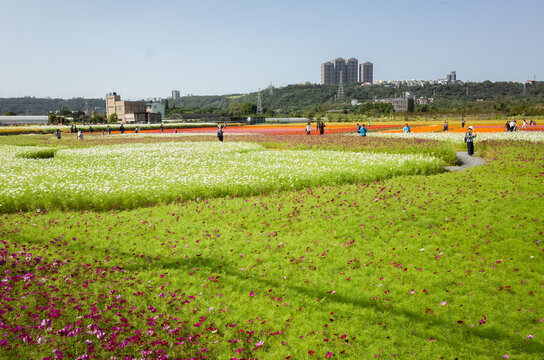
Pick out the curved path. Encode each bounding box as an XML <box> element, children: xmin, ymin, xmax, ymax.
<box><xmin>444</xmin><ymin>151</ymin><xmax>486</xmax><ymax>171</ymax></box>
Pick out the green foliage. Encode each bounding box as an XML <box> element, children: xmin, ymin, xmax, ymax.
<box><xmin>2</xmin><ymin>82</ymin><xmax>544</xmax><ymax>117</ymax></box>
<box><xmin>0</xmin><ymin>139</ymin><xmax>543</xmax><ymax>359</ymax></box>
<box><xmin>4</xmin><ymin>111</ymin><xmax>16</xmax><ymax>116</ymax></box>
<box><xmin>15</xmin><ymin>147</ymin><xmax>57</xmax><ymax>159</ymax></box>
<box><xmin>108</xmin><ymin>113</ymin><xmax>119</xmax><ymax>124</ymax></box>
<box><xmin>355</xmin><ymin>102</ymin><xmax>394</xmax><ymax>116</ymax></box>
<box><xmin>0</xmin><ymin>97</ymin><xmax>104</xmax><ymax>116</ymax></box>
<box><xmin>88</xmin><ymin>112</ymin><xmax>105</xmax><ymax>124</ymax></box>
<box><xmin>48</xmin><ymin>113</ymin><xmax>68</xmax><ymax>125</ymax></box>
<box><xmin>0</xmin><ymin>141</ymin><xmax>444</xmax><ymax>213</ymax></box>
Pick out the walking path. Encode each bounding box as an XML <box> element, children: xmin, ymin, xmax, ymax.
<box><xmin>444</xmin><ymin>151</ymin><xmax>486</xmax><ymax>171</ymax></box>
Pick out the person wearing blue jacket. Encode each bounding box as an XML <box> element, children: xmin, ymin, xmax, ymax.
<box><xmin>403</xmin><ymin>123</ymin><xmax>411</xmax><ymax>133</ymax></box>
<box><xmin>359</xmin><ymin>124</ymin><xmax>367</xmax><ymax>136</ymax></box>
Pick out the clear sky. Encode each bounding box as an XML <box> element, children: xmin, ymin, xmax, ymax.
<box><xmin>1</xmin><ymin>0</ymin><xmax>543</xmax><ymax>100</ymax></box>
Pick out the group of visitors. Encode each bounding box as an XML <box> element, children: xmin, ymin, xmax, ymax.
<box><xmin>305</xmin><ymin>121</ymin><xmax>326</xmax><ymax>135</ymax></box>
<box><xmin>356</xmin><ymin>123</ymin><xmax>371</xmax><ymax>136</ymax></box>
<box><xmin>62</xmin><ymin>123</ymin><xmax>131</xmax><ymax>140</ymax></box>
<box><xmin>358</xmin><ymin>124</ymin><xmax>367</xmax><ymax>136</ymax></box>
<box><xmin>505</xmin><ymin>120</ymin><xmax>518</xmax><ymax>132</ymax></box>
<box><xmin>505</xmin><ymin>119</ymin><xmax>537</xmax><ymax>132</ymax></box>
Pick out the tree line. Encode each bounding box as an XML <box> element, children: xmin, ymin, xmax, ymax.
<box><xmin>2</xmin><ymin>82</ymin><xmax>544</xmax><ymax>119</ymax></box>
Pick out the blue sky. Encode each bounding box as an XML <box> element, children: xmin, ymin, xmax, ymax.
<box><xmin>1</xmin><ymin>0</ymin><xmax>543</xmax><ymax>99</ymax></box>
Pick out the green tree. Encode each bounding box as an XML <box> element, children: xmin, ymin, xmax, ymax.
<box><xmin>237</xmin><ymin>103</ymin><xmax>257</xmax><ymax>116</ymax></box>
<box><xmin>48</xmin><ymin>113</ymin><xmax>68</xmax><ymax>125</ymax></box>
<box><xmin>228</xmin><ymin>103</ymin><xmax>241</xmax><ymax>116</ymax></box>
<box><xmin>89</xmin><ymin>112</ymin><xmax>105</xmax><ymax>124</ymax></box>
<box><xmin>60</xmin><ymin>106</ymin><xmax>72</xmax><ymax>116</ymax></box>
<box><xmin>108</xmin><ymin>113</ymin><xmax>119</xmax><ymax>124</ymax></box>
<box><xmin>4</xmin><ymin>111</ymin><xmax>16</xmax><ymax>116</ymax></box>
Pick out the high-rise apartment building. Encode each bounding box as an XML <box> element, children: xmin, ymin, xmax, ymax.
<box><xmin>446</xmin><ymin>71</ymin><xmax>456</xmax><ymax>83</ymax></box>
<box><xmin>332</xmin><ymin>58</ymin><xmax>346</xmax><ymax>85</ymax></box>
<box><xmin>321</xmin><ymin>62</ymin><xmax>335</xmax><ymax>85</ymax></box>
<box><xmin>360</xmin><ymin>62</ymin><xmax>373</xmax><ymax>84</ymax></box>
<box><xmin>321</xmin><ymin>58</ymin><xmax>359</xmax><ymax>85</ymax></box>
<box><xmin>345</xmin><ymin>58</ymin><xmax>358</xmax><ymax>84</ymax></box>
<box><xmin>171</xmin><ymin>90</ymin><xmax>180</xmax><ymax>99</ymax></box>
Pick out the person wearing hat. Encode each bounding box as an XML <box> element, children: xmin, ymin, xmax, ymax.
<box><xmin>464</xmin><ymin>126</ymin><xmax>477</xmax><ymax>156</ymax></box>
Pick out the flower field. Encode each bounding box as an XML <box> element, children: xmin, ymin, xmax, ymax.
<box><xmin>0</xmin><ymin>128</ymin><xmax>543</xmax><ymax>359</ymax></box>
<box><xmin>370</xmin><ymin>131</ymin><xmax>544</xmax><ymax>144</ymax></box>
<box><xmin>0</xmin><ymin>142</ymin><xmax>444</xmax><ymax>213</ymax></box>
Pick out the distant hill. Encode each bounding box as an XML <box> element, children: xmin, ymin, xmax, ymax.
<box><xmin>169</xmin><ymin>81</ymin><xmax>544</xmax><ymax>115</ymax></box>
<box><xmin>0</xmin><ymin>97</ymin><xmax>105</xmax><ymax>116</ymax></box>
<box><xmin>2</xmin><ymin>81</ymin><xmax>544</xmax><ymax>116</ymax></box>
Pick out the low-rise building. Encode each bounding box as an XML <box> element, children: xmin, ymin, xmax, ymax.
<box><xmin>375</xmin><ymin>92</ymin><xmax>415</xmax><ymax>112</ymax></box>
<box><xmin>106</xmin><ymin>92</ymin><xmax>162</xmax><ymax>123</ymax></box>
<box><xmin>147</xmin><ymin>102</ymin><xmax>165</xmax><ymax>119</ymax></box>
<box><xmin>0</xmin><ymin>115</ymin><xmax>48</xmax><ymax>126</ymax></box>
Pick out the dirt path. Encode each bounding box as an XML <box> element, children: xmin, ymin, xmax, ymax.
<box><xmin>444</xmin><ymin>151</ymin><xmax>486</xmax><ymax>171</ymax></box>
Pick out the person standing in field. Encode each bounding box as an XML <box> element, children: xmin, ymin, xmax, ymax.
<box><xmin>306</xmin><ymin>122</ymin><xmax>311</xmax><ymax>135</ymax></box>
<box><xmin>403</xmin><ymin>123</ymin><xmax>411</xmax><ymax>133</ymax></box>
<box><xmin>464</xmin><ymin>126</ymin><xmax>476</xmax><ymax>156</ymax></box>
<box><xmin>160</xmin><ymin>123</ymin><xmax>164</xmax><ymax>132</ymax></box>
<box><xmin>522</xmin><ymin>119</ymin><xmax>527</xmax><ymax>129</ymax></box>
<box><xmin>107</xmin><ymin>125</ymin><xmax>111</xmax><ymax>135</ymax></box>
<box><xmin>359</xmin><ymin>124</ymin><xmax>367</xmax><ymax>137</ymax></box>
<box><xmin>217</xmin><ymin>124</ymin><xmax>224</xmax><ymax>142</ymax></box>
<box><xmin>55</xmin><ymin>129</ymin><xmax>61</xmax><ymax>139</ymax></box>
<box><xmin>356</xmin><ymin>123</ymin><xmax>361</xmax><ymax>133</ymax></box>
<box><xmin>461</xmin><ymin>118</ymin><xmax>465</xmax><ymax>128</ymax></box>
<box><xmin>120</xmin><ymin>124</ymin><xmax>125</xmax><ymax>134</ymax></box>
<box><xmin>319</xmin><ymin>121</ymin><xmax>325</xmax><ymax>135</ymax></box>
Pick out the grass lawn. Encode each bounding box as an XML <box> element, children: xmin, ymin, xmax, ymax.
<box><xmin>0</xmin><ymin>132</ymin><xmax>542</xmax><ymax>359</ymax></box>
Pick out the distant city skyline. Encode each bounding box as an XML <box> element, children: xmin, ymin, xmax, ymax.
<box><xmin>1</xmin><ymin>0</ymin><xmax>543</xmax><ymax>100</ymax></box>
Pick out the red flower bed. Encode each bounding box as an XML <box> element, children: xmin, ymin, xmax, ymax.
<box><xmin>140</xmin><ymin>124</ymin><xmax>403</xmax><ymax>136</ymax></box>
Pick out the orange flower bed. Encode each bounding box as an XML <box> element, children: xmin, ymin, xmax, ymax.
<box><xmin>448</xmin><ymin>126</ymin><xmax>505</xmax><ymax>133</ymax></box>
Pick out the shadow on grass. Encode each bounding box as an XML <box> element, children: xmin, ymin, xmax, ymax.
<box><xmin>124</xmin><ymin>254</ymin><xmax>544</xmax><ymax>356</ymax></box>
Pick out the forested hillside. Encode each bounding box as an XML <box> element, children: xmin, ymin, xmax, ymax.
<box><xmin>2</xmin><ymin>81</ymin><xmax>544</xmax><ymax>117</ymax></box>
<box><xmin>0</xmin><ymin>98</ymin><xmax>105</xmax><ymax>116</ymax></box>
<box><xmin>170</xmin><ymin>81</ymin><xmax>544</xmax><ymax>116</ymax></box>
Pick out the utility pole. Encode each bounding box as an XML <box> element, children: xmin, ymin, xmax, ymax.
<box><xmin>337</xmin><ymin>71</ymin><xmax>344</xmax><ymax>103</ymax></box>
<box><xmin>257</xmin><ymin>91</ymin><xmax>263</xmax><ymax>116</ymax></box>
